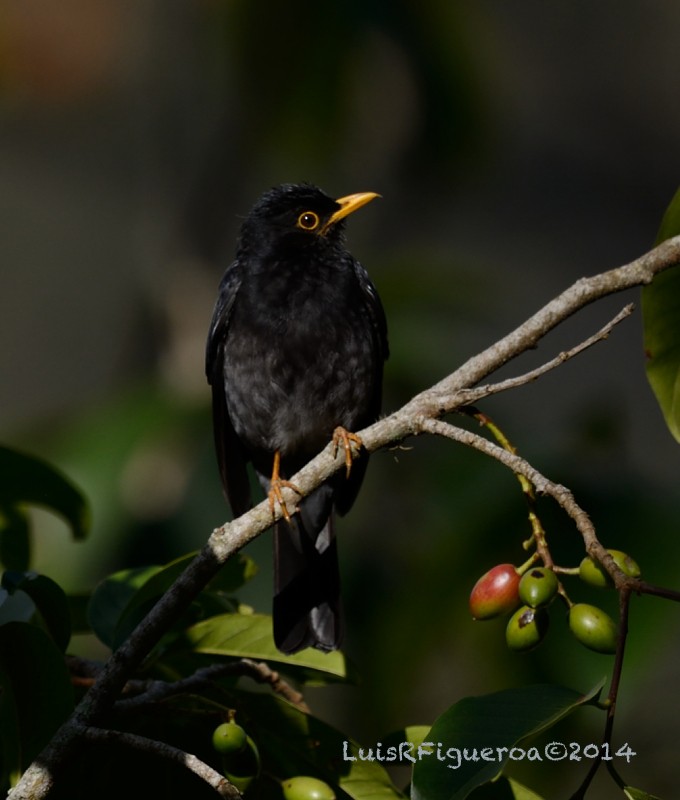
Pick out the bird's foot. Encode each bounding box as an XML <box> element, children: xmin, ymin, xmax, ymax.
<box><xmin>268</xmin><ymin>478</ymin><xmax>301</xmax><ymax>523</ymax></box>
<box><xmin>332</xmin><ymin>427</ymin><xmax>363</xmax><ymax>478</ymax></box>
<box><xmin>268</xmin><ymin>450</ymin><xmax>300</xmax><ymax>523</ymax></box>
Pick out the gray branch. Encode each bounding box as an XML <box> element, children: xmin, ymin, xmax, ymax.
<box><xmin>8</xmin><ymin>235</ymin><xmax>680</xmax><ymax>800</ymax></box>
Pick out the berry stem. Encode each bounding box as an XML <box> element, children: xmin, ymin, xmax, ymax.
<box><xmin>462</xmin><ymin>407</ymin><xmax>553</xmax><ymax>567</ymax></box>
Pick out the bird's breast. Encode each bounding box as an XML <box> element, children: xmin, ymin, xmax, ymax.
<box><xmin>222</xmin><ymin>272</ymin><xmax>379</xmax><ymax>462</ymax></box>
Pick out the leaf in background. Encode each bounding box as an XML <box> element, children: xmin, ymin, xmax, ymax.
<box><xmin>0</xmin><ymin>445</ymin><xmax>90</xmax><ymax>540</ymax></box>
<box><xmin>87</xmin><ymin>565</ymin><xmax>160</xmax><ymax>648</ymax></box>
<box><xmin>105</xmin><ymin>551</ymin><xmax>257</xmax><ymax>649</ymax></box>
<box><xmin>183</xmin><ymin>612</ymin><xmax>355</xmax><ymax>684</ymax></box>
<box><xmin>235</xmin><ymin>692</ymin><xmax>406</xmax><ymax>800</ymax></box>
<box><xmin>467</xmin><ymin>777</ymin><xmax>546</xmax><ymax>799</ymax></box>
<box><xmin>383</xmin><ymin>725</ymin><xmax>432</xmax><ymax>753</ymax></box>
<box><xmin>2</xmin><ymin>571</ymin><xmax>71</xmax><ymax>651</ymax></box>
<box><xmin>642</xmin><ymin>186</ymin><xmax>680</xmax><ymax>442</ymax></box>
<box><xmin>0</xmin><ymin>504</ymin><xmax>30</xmax><ymax>571</ymax></box>
<box><xmin>411</xmin><ymin>681</ymin><xmax>604</xmax><ymax>800</ymax></box>
<box><xmin>623</xmin><ymin>788</ymin><xmax>662</xmax><ymax>800</ymax></box>
<box><xmin>0</xmin><ymin>622</ymin><xmax>74</xmax><ymax>777</ymax></box>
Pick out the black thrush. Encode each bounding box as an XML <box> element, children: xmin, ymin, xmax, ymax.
<box><xmin>206</xmin><ymin>183</ymin><xmax>388</xmax><ymax>654</ymax></box>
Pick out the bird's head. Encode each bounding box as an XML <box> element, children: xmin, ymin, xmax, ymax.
<box><xmin>237</xmin><ymin>183</ymin><xmax>379</xmax><ymax>258</ymax></box>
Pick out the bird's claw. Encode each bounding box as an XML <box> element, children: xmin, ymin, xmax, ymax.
<box><xmin>268</xmin><ymin>478</ymin><xmax>301</xmax><ymax>523</ymax></box>
<box><xmin>268</xmin><ymin>450</ymin><xmax>301</xmax><ymax>523</ymax></box>
<box><xmin>332</xmin><ymin>426</ymin><xmax>363</xmax><ymax>478</ymax></box>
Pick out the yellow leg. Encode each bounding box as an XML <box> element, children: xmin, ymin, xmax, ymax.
<box><xmin>268</xmin><ymin>450</ymin><xmax>300</xmax><ymax>523</ymax></box>
<box><xmin>332</xmin><ymin>427</ymin><xmax>363</xmax><ymax>478</ymax></box>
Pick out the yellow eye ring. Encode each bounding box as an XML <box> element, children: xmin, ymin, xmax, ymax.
<box><xmin>297</xmin><ymin>211</ymin><xmax>320</xmax><ymax>231</ymax></box>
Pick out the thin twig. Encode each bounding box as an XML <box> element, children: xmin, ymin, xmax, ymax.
<box><xmin>454</xmin><ymin>303</ymin><xmax>635</xmax><ymax>405</ymax></box>
<box><xmin>238</xmin><ymin>659</ymin><xmax>310</xmax><ymax>712</ymax></box>
<box><xmin>82</xmin><ymin>727</ymin><xmax>241</xmax><ymax>798</ymax></box>
<box><xmin>9</xmin><ymin>236</ymin><xmax>680</xmax><ymax>800</ymax></box>
<box><xmin>418</xmin><ymin>417</ymin><xmax>599</xmax><ymax>545</ymax></box>
<box><xmin>115</xmin><ymin>660</ymin><xmax>309</xmax><ymax>714</ymax></box>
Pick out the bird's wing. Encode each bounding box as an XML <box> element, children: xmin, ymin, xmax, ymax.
<box><xmin>334</xmin><ymin>258</ymin><xmax>389</xmax><ymax>517</ymax></box>
<box><xmin>205</xmin><ymin>264</ymin><xmax>252</xmax><ymax>517</ymax></box>
<box><xmin>205</xmin><ymin>264</ymin><xmax>240</xmax><ymax>378</ymax></box>
<box><xmin>353</xmin><ymin>258</ymin><xmax>389</xmax><ymax>364</ymax></box>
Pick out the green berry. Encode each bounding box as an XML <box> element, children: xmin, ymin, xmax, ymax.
<box><xmin>505</xmin><ymin>605</ymin><xmax>549</xmax><ymax>651</ymax></box>
<box><xmin>469</xmin><ymin>564</ymin><xmax>521</xmax><ymax>620</ymax></box>
<box><xmin>518</xmin><ymin>567</ymin><xmax>559</xmax><ymax>608</ymax></box>
<box><xmin>568</xmin><ymin>603</ymin><xmax>617</xmax><ymax>654</ymax></box>
<box><xmin>282</xmin><ymin>776</ymin><xmax>336</xmax><ymax>800</ymax></box>
<box><xmin>579</xmin><ymin>549</ymin><xmax>640</xmax><ymax>588</ymax></box>
<box><xmin>221</xmin><ymin>734</ymin><xmax>260</xmax><ymax>792</ymax></box>
<box><xmin>212</xmin><ymin>721</ymin><xmax>247</xmax><ymax>755</ymax></box>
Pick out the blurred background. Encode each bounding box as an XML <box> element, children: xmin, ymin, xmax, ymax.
<box><xmin>2</xmin><ymin>2</ymin><xmax>680</xmax><ymax>796</ymax></box>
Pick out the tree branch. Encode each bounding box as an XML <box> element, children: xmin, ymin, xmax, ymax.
<box><xmin>114</xmin><ymin>659</ymin><xmax>309</xmax><ymax>714</ymax></box>
<box><xmin>455</xmin><ymin>302</ymin><xmax>634</xmax><ymax>404</ymax></box>
<box><xmin>9</xmin><ymin>237</ymin><xmax>680</xmax><ymax>799</ymax></box>
<box><xmin>82</xmin><ymin>727</ymin><xmax>240</xmax><ymax>798</ymax></box>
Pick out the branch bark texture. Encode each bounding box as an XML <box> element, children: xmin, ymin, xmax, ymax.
<box><xmin>8</xmin><ymin>236</ymin><xmax>680</xmax><ymax>799</ymax></box>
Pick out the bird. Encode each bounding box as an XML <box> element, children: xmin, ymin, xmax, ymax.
<box><xmin>205</xmin><ymin>183</ymin><xmax>388</xmax><ymax>654</ymax></box>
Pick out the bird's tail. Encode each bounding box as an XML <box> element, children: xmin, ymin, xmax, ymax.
<box><xmin>272</xmin><ymin>496</ymin><xmax>343</xmax><ymax>654</ymax></box>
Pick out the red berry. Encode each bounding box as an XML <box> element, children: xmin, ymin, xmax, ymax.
<box><xmin>469</xmin><ymin>564</ymin><xmax>521</xmax><ymax>620</ymax></box>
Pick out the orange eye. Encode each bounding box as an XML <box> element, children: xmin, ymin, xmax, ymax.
<box><xmin>297</xmin><ymin>211</ymin><xmax>320</xmax><ymax>231</ymax></box>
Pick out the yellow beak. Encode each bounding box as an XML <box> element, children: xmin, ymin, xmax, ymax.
<box><xmin>321</xmin><ymin>191</ymin><xmax>380</xmax><ymax>233</ymax></box>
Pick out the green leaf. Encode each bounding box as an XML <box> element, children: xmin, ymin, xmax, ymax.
<box><xmin>0</xmin><ymin>505</ymin><xmax>30</xmax><ymax>571</ymax></box>
<box><xmin>112</xmin><ymin>551</ymin><xmax>257</xmax><ymax>649</ymax></box>
<box><xmin>67</xmin><ymin>592</ymin><xmax>92</xmax><ymax>634</ymax></box>
<box><xmin>466</xmin><ymin>776</ymin><xmax>546</xmax><ymax>799</ymax></box>
<box><xmin>89</xmin><ymin>552</ymin><xmax>258</xmax><ymax>650</ymax></box>
<box><xmin>0</xmin><ymin>445</ymin><xmax>90</xmax><ymax>540</ymax></box>
<box><xmin>88</xmin><ymin>566</ymin><xmax>160</xmax><ymax>648</ymax></box>
<box><xmin>2</xmin><ymin>572</ymin><xmax>71</xmax><ymax>651</ymax></box>
<box><xmin>382</xmin><ymin>725</ymin><xmax>432</xmax><ymax>760</ymax></box>
<box><xmin>235</xmin><ymin>692</ymin><xmax>406</xmax><ymax>799</ymax></box>
<box><xmin>411</xmin><ymin>681</ymin><xmax>604</xmax><ymax>800</ymax></box>
<box><xmin>623</xmin><ymin>788</ymin><xmax>662</xmax><ymax>800</ymax></box>
<box><xmin>183</xmin><ymin>612</ymin><xmax>355</xmax><ymax>684</ymax></box>
<box><xmin>505</xmin><ymin>778</ymin><xmax>545</xmax><ymax>800</ymax></box>
<box><xmin>642</xmin><ymin>186</ymin><xmax>680</xmax><ymax>442</ymax></box>
<box><xmin>0</xmin><ymin>622</ymin><xmax>74</xmax><ymax>777</ymax></box>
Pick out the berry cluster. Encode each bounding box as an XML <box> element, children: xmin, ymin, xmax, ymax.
<box><xmin>212</xmin><ymin>720</ymin><xmax>336</xmax><ymax>798</ymax></box>
<box><xmin>469</xmin><ymin>550</ymin><xmax>640</xmax><ymax>654</ymax></box>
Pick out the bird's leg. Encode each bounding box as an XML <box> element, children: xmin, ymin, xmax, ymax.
<box><xmin>332</xmin><ymin>427</ymin><xmax>363</xmax><ymax>479</ymax></box>
<box><xmin>268</xmin><ymin>450</ymin><xmax>301</xmax><ymax>523</ymax></box>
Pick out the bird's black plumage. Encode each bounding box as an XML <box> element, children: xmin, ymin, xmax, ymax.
<box><xmin>206</xmin><ymin>183</ymin><xmax>388</xmax><ymax>654</ymax></box>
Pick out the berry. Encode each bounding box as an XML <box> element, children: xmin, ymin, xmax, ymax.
<box><xmin>469</xmin><ymin>564</ymin><xmax>521</xmax><ymax>620</ymax></box>
<box><xmin>505</xmin><ymin>605</ymin><xmax>549</xmax><ymax>651</ymax></box>
<box><xmin>518</xmin><ymin>567</ymin><xmax>559</xmax><ymax>608</ymax></box>
<box><xmin>568</xmin><ymin>603</ymin><xmax>617</xmax><ymax>654</ymax></box>
<box><xmin>221</xmin><ymin>734</ymin><xmax>260</xmax><ymax>793</ymax></box>
<box><xmin>579</xmin><ymin>550</ymin><xmax>640</xmax><ymax>588</ymax></box>
<box><xmin>212</xmin><ymin>721</ymin><xmax>247</xmax><ymax>755</ymax></box>
<box><xmin>282</xmin><ymin>776</ymin><xmax>336</xmax><ymax>800</ymax></box>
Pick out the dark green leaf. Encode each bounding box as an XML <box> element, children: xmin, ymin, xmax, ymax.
<box><xmin>642</xmin><ymin>186</ymin><xmax>680</xmax><ymax>442</ymax></box>
<box><xmin>383</xmin><ymin>725</ymin><xmax>432</xmax><ymax>752</ymax></box>
<box><xmin>235</xmin><ymin>692</ymin><xmax>406</xmax><ymax>799</ymax></box>
<box><xmin>468</xmin><ymin>777</ymin><xmax>545</xmax><ymax>799</ymax></box>
<box><xmin>623</xmin><ymin>788</ymin><xmax>662</xmax><ymax>800</ymax></box>
<box><xmin>183</xmin><ymin>613</ymin><xmax>354</xmax><ymax>683</ymax></box>
<box><xmin>87</xmin><ymin>566</ymin><xmax>160</xmax><ymax>648</ymax></box>
<box><xmin>0</xmin><ymin>622</ymin><xmax>74</xmax><ymax>773</ymax></box>
<box><xmin>0</xmin><ymin>445</ymin><xmax>90</xmax><ymax>540</ymax></box>
<box><xmin>110</xmin><ymin>551</ymin><xmax>257</xmax><ymax>649</ymax></box>
<box><xmin>2</xmin><ymin>572</ymin><xmax>71</xmax><ymax>651</ymax></box>
<box><xmin>0</xmin><ymin>505</ymin><xmax>30</xmax><ymax>571</ymax></box>
<box><xmin>411</xmin><ymin>681</ymin><xmax>604</xmax><ymax>800</ymax></box>
<box><xmin>67</xmin><ymin>592</ymin><xmax>93</xmax><ymax>634</ymax></box>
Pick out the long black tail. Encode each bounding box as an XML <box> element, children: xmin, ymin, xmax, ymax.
<box><xmin>272</xmin><ymin>495</ymin><xmax>343</xmax><ymax>654</ymax></box>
